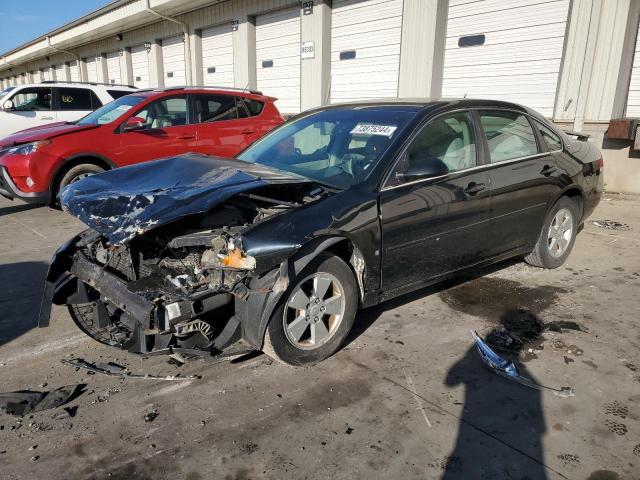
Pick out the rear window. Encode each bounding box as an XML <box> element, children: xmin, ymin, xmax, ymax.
<box><xmin>238</xmin><ymin>98</ymin><xmax>264</xmax><ymax>116</ymax></box>
<box><xmin>535</xmin><ymin>120</ymin><xmax>563</xmax><ymax>151</ymax></box>
<box><xmin>108</xmin><ymin>90</ymin><xmax>133</xmax><ymax>100</ymax></box>
<box><xmin>57</xmin><ymin>88</ymin><xmax>94</xmax><ymax>111</ymax></box>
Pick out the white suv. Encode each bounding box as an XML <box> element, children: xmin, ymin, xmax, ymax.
<box><xmin>0</xmin><ymin>82</ymin><xmax>137</xmax><ymax>138</ymax></box>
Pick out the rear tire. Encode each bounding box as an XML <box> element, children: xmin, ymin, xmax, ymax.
<box><xmin>262</xmin><ymin>252</ymin><xmax>358</xmax><ymax>366</ymax></box>
<box><xmin>525</xmin><ymin>196</ymin><xmax>580</xmax><ymax>269</ymax></box>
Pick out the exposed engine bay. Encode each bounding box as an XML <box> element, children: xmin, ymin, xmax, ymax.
<box><xmin>45</xmin><ymin>182</ymin><xmax>325</xmax><ymax>355</ymax></box>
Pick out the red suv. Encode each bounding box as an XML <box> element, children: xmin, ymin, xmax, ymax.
<box><xmin>0</xmin><ymin>87</ymin><xmax>283</xmax><ymax>205</ymax></box>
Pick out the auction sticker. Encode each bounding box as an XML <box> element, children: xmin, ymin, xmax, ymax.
<box><xmin>351</xmin><ymin>124</ymin><xmax>398</xmax><ymax>137</ymax></box>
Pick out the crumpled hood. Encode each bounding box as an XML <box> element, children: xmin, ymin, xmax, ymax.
<box><xmin>0</xmin><ymin>122</ymin><xmax>97</xmax><ymax>148</ymax></box>
<box><xmin>59</xmin><ymin>153</ymin><xmax>307</xmax><ymax>245</ymax></box>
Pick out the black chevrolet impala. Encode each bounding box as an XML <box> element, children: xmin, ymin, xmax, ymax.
<box><xmin>40</xmin><ymin>99</ymin><xmax>603</xmax><ymax>365</ymax></box>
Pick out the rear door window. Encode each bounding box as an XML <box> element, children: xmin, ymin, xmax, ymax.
<box><xmin>11</xmin><ymin>87</ymin><xmax>52</xmax><ymax>111</ymax></box>
<box><xmin>479</xmin><ymin>111</ymin><xmax>538</xmax><ymax>163</ymax></box>
<box><xmin>535</xmin><ymin>121</ymin><xmax>563</xmax><ymax>151</ymax></box>
<box><xmin>107</xmin><ymin>90</ymin><xmax>133</xmax><ymax>100</ymax></box>
<box><xmin>57</xmin><ymin>88</ymin><xmax>93</xmax><ymax>111</ymax></box>
<box><xmin>194</xmin><ymin>94</ymin><xmax>239</xmax><ymax>122</ymax></box>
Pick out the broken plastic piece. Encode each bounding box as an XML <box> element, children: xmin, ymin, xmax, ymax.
<box><xmin>471</xmin><ymin>331</ymin><xmax>574</xmax><ymax>397</ymax></box>
<box><xmin>0</xmin><ymin>384</ymin><xmax>85</xmax><ymax>417</ymax></box>
<box><xmin>61</xmin><ymin>358</ymin><xmax>200</xmax><ymax>381</ymax></box>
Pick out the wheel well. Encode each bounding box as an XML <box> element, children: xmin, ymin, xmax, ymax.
<box><xmin>323</xmin><ymin>238</ymin><xmax>365</xmax><ymax>304</ymax></box>
<box><xmin>51</xmin><ymin>156</ymin><xmax>112</xmax><ymax>199</ymax></box>
<box><xmin>562</xmin><ymin>188</ymin><xmax>584</xmax><ymax>220</ymax></box>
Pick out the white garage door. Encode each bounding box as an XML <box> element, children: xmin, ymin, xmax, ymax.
<box><xmin>42</xmin><ymin>68</ymin><xmax>51</xmax><ymax>82</ymax></box>
<box><xmin>202</xmin><ymin>24</ymin><xmax>234</xmax><ymax>88</ymax></box>
<box><xmin>330</xmin><ymin>0</ymin><xmax>403</xmax><ymax>103</ymax></box>
<box><xmin>32</xmin><ymin>70</ymin><xmax>42</xmax><ymax>83</ymax></box>
<box><xmin>256</xmin><ymin>7</ymin><xmax>301</xmax><ymax>115</ymax></box>
<box><xmin>625</xmin><ymin>21</ymin><xmax>640</xmax><ymax>117</ymax></box>
<box><xmin>53</xmin><ymin>64</ymin><xmax>65</xmax><ymax>82</ymax></box>
<box><xmin>131</xmin><ymin>45</ymin><xmax>150</xmax><ymax>89</ymax></box>
<box><xmin>442</xmin><ymin>0</ymin><xmax>570</xmax><ymax>117</ymax></box>
<box><xmin>106</xmin><ymin>51</ymin><xmax>121</xmax><ymax>85</ymax></box>
<box><xmin>162</xmin><ymin>35</ymin><xmax>186</xmax><ymax>87</ymax></box>
<box><xmin>85</xmin><ymin>57</ymin><xmax>98</xmax><ymax>83</ymax></box>
<box><xmin>69</xmin><ymin>61</ymin><xmax>81</xmax><ymax>82</ymax></box>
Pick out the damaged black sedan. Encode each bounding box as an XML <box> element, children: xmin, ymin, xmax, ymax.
<box><xmin>39</xmin><ymin>99</ymin><xmax>603</xmax><ymax>365</ymax></box>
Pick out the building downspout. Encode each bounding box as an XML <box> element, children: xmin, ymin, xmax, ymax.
<box><xmin>46</xmin><ymin>36</ymin><xmax>80</xmax><ymax>65</ymax></box>
<box><xmin>145</xmin><ymin>0</ymin><xmax>192</xmax><ymax>85</ymax></box>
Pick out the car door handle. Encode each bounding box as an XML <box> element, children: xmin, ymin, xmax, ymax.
<box><xmin>40</xmin><ymin>116</ymin><xmax>54</xmax><ymax>120</ymax></box>
<box><xmin>541</xmin><ymin>165</ymin><xmax>559</xmax><ymax>176</ymax></box>
<box><xmin>177</xmin><ymin>134</ymin><xmax>196</xmax><ymax>140</ymax></box>
<box><xmin>241</xmin><ymin>129</ymin><xmax>256</xmax><ymax>135</ymax></box>
<box><xmin>464</xmin><ymin>182</ymin><xmax>486</xmax><ymax>195</ymax></box>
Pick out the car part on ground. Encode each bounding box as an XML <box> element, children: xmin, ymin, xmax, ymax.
<box><xmin>61</xmin><ymin>358</ymin><xmax>201</xmax><ymax>381</ymax></box>
<box><xmin>471</xmin><ymin>331</ymin><xmax>574</xmax><ymax>398</ymax></box>
<box><xmin>0</xmin><ymin>384</ymin><xmax>86</xmax><ymax>416</ymax></box>
<box><xmin>591</xmin><ymin>219</ymin><xmax>631</xmax><ymax>231</ymax></box>
<box><xmin>39</xmin><ymin>99</ymin><xmax>604</xmax><ymax>366</ymax></box>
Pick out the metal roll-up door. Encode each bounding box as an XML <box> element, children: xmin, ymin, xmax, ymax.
<box><xmin>256</xmin><ymin>6</ymin><xmax>301</xmax><ymax>115</ymax></box>
<box><xmin>162</xmin><ymin>35</ymin><xmax>186</xmax><ymax>87</ymax></box>
<box><xmin>106</xmin><ymin>51</ymin><xmax>122</xmax><ymax>85</ymax></box>
<box><xmin>442</xmin><ymin>0</ymin><xmax>570</xmax><ymax>117</ymax></box>
<box><xmin>625</xmin><ymin>21</ymin><xmax>640</xmax><ymax>116</ymax></box>
<box><xmin>131</xmin><ymin>45</ymin><xmax>150</xmax><ymax>88</ymax></box>
<box><xmin>201</xmin><ymin>24</ymin><xmax>234</xmax><ymax>88</ymax></box>
<box><xmin>330</xmin><ymin>0</ymin><xmax>404</xmax><ymax>103</ymax></box>
<box><xmin>85</xmin><ymin>57</ymin><xmax>98</xmax><ymax>82</ymax></box>
<box><xmin>69</xmin><ymin>61</ymin><xmax>81</xmax><ymax>82</ymax></box>
<box><xmin>53</xmin><ymin>64</ymin><xmax>65</xmax><ymax>81</ymax></box>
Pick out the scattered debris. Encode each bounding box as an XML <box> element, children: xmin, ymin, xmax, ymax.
<box><xmin>61</xmin><ymin>358</ymin><xmax>200</xmax><ymax>381</ymax></box>
<box><xmin>52</xmin><ymin>406</ymin><xmax>78</xmax><ymax>420</ymax></box>
<box><xmin>471</xmin><ymin>331</ymin><xmax>574</xmax><ymax>397</ymax></box>
<box><xmin>591</xmin><ymin>220</ymin><xmax>630</xmax><ymax>231</ymax></box>
<box><xmin>30</xmin><ymin>456</ymin><xmax>39</xmax><ymax>462</ymax></box>
<box><xmin>144</xmin><ymin>409</ymin><xmax>159</xmax><ymax>423</ymax></box>
<box><xmin>345</xmin><ymin>426</ymin><xmax>354</xmax><ymax>435</ymax></box>
<box><xmin>168</xmin><ymin>352</ymin><xmax>187</xmax><ymax>367</ymax></box>
<box><xmin>0</xmin><ymin>384</ymin><xmax>86</xmax><ymax>416</ymax></box>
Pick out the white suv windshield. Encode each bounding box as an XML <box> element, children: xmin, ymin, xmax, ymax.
<box><xmin>77</xmin><ymin>95</ymin><xmax>146</xmax><ymax>125</ymax></box>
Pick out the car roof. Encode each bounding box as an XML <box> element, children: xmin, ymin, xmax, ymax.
<box><xmin>13</xmin><ymin>82</ymin><xmax>137</xmax><ymax>90</ymax></box>
<box><xmin>133</xmin><ymin>86</ymin><xmax>275</xmax><ymax>101</ymax></box>
<box><xmin>318</xmin><ymin>97</ymin><xmax>539</xmax><ymax>116</ymax></box>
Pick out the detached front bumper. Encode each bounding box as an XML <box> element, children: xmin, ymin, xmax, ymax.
<box><xmin>0</xmin><ymin>166</ymin><xmax>50</xmax><ymax>204</ymax></box>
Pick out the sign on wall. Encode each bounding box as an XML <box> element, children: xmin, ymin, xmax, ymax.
<box><xmin>301</xmin><ymin>41</ymin><xmax>315</xmax><ymax>59</ymax></box>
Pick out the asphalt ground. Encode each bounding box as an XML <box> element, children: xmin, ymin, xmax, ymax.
<box><xmin>0</xmin><ymin>193</ymin><xmax>639</xmax><ymax>480</ymax></box>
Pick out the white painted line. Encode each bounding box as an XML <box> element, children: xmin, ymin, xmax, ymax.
<box><xmin>403</xmin><ymin>368</ymin><xmax>432</xmax><ymax>428</ymax></box>
<box><xmin>1</xmin><ymin>333</ymin><xmax>88</xmax><ymax>364</ymax></box>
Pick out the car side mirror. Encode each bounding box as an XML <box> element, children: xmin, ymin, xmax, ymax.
<box><xmin>3</xmin><ymin>100</ymin><xmax>14</xmax><ymax>111</ymax></box>
<box><xmin>122</xmin><ymin>116</ymin><xmax>146</xmax><ymax>132</ymax></box>
<box><xmin>396</xmin><ymin>154</ymin><xmax>449</xmax><ymax>182</ymax></box>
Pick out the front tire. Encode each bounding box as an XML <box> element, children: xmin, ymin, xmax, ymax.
<box><xmin>262</xmin><ymin>252</ymin><xmax>358</xmax><ymax>366</ymax></box>
<box><xmin>52</xmin><ymin>164</ymin><xmax>105</xmax><ymax>208</ymax></box>
<box><xmin>525</xmin><ymin>196</ymin><xmax>580</xmax><ymax>269</ymax></box>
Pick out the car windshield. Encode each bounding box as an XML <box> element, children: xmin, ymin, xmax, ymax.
<box><xmin>0</xmin><ymin>87</ymin><xmax>15</xmax><ymax>101</ymax></box>
<box><xmin>237</xmin><ymin>108</ymin><xmax>416</xmax><ymax>189</ymax></box>
<box><xmin>77</xmin><ymin>95</ymin><xmax>146</xmax><ymax>126</ymax></box>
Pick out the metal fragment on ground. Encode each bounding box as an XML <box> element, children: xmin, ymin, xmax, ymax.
<box><xmin>61</xmin><ymin>358</ymin><xmax>201</xmax><ymax>381</ymax></box>
<box><xmin>591</xmin><ymin>220</ymin><xmax>630</xmax><ymax>231</ymax></box>
<box><xmin>471</xmin><ymin>331</ymin><xmax>574</xmax><ymax>397</ymax></box>
<box><xmin>0</xmin><ymin>384</ymin><xmax>85</xmax><ymax>417</ymax></box>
